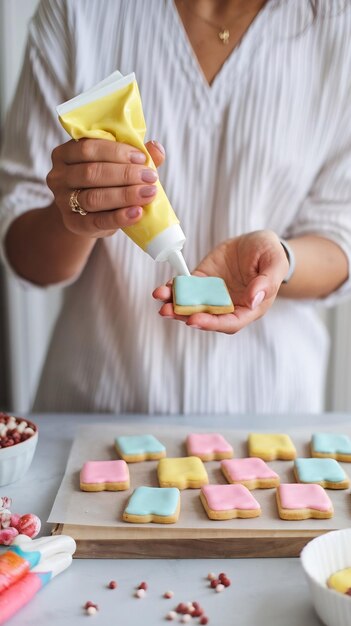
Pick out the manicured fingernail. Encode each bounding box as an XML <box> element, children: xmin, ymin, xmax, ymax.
<box><xmin>151</xmin><ymin>140</ymin><xmax>165</xmax><ymax>156</ymax></box>
<box><xmin>127</xmin><ymin>206</ymin><xmax>142</xmax><ymax>219</ymax></box>
<box><xmin>251</xmin><ymin>290</ymin><xmax>265</xmax><ymax>309</ymax></box>
<box><xmin>187</xmin><ymin>324</ymin><xmax>202</xmax><ymax>329</ymax></box>
<box><xmin>130</xmin><ymin>151</ymin><xmax>146</xmax><ymax>164</ymax></box>
<box><xmin>140</xmin><ymin>185</ymin><xmax>157</xmax><ymax>198</ymax></box>
<box><xmin>141</xmin><ymin>169</ymin><xmax>158</xmax><ymax>183</ymax></box>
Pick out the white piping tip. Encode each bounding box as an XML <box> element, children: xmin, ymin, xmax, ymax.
<box><xmin>167</xmin><ymin>250</ymin><xmax>191</xmax><ymax>276</ymax></box>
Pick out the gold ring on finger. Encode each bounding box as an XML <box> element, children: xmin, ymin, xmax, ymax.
<box><xmin>69</xmin><ymin>189</ymin><xmax>87</xmax><ymax>216</ymax></box>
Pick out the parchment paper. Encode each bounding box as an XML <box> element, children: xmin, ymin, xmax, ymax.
<box><xmin>48</xmin><ymin>423</ymin><xmax>351</xmax><ymax>530</ymax></box>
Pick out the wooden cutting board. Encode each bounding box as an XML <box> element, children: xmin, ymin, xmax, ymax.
<box><xmin>52</xmin><ymin>522</ymin><xmax>326</xmax><ymax>558</ymax></box>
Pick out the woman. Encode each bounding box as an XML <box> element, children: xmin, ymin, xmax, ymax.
<box><xmin>0</xmin><ymin>0</ymin><xmax>350</xmax><ymax>413</ymax></box>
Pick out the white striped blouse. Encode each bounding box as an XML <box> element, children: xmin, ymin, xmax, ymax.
<box><xmin>1</xmin><ymin>0</ymin><xmax>351</xmax><ymax>414</ymax></box>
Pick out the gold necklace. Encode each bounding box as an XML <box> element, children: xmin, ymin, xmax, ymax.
<box><xmin>181</xmin><ymin>1</ymin><xmax>238</xmax><ymax>45</ymax></box>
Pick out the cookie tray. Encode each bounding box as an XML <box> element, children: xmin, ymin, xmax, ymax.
<box><xmin>49</xmin><ymin>423</ymin><xmax>351</xmax><ymax>558</ymax></box>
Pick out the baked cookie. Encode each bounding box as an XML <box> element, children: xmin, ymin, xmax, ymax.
<box><xmin>311</xmin><ymin>433</ymin><xmax>351</xmax><ymax>462</ymax></box>
<box><xmin>122</xmin><ymin>486</ymin><xmax>180</xmax><ymax>524</ymax></box>
<box><xmin>80</xmin><ymin>460</ymin><xmax>130</xmax><ymax>492</ymax></box>
<box><xmin>172</xmin><ymin>275</ymin><xmax>234</xmax><ymax>315</ymax></box>
<box><xmin>327</xmin><ymin>568</ymin><xmax>351</xmax><ymax>594</ymax></box>
<box><xmin>276</xmin><ymin>483</ymin><xmax>334</xmax><ymax>520</ymax></box>
<box><xmin>248</xmin><ymin>433</ymin><xmax>297</xmax><ymax>461</ymax></box>
<box><xmin>221</xmin><ymin>457</ymin><xmax>280</xmax><ymax>489</ymax></box>
<box><xmin>115</xmin><ymin>434</ymin><xmax>166</xmax><ymax>463</ymax></box>
<box><xmin>200</xmin><ymin>484</ymin><xmax>261</xmax><ymax>520</ymax></box>
<box><xmin>186</xmin><ymin>433</ymin><xmax>233</xmax><ymax>461</ymax></box>
<box><xmin>294</xmin><ymin>457</ymin><xmax>350</xmax><ymax>489</ymax></box>
<box><xmin>157</xmin><ymin>456</ymin><xmax>209</xmax><ymax>489</ymax></box>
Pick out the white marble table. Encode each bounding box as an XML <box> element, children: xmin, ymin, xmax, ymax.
<box><xmin>3</xmin><ymin>411</ymin><xmax>339</xmax><ymax>626</ymax></box>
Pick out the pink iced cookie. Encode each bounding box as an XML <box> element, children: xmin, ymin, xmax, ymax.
<box><xmin>276</xmin><ymin>483</ymin><xmax>334</xmax><ymax>520</ymax></box>
<box><xmin>200</xmin><ymin>484</ymin><xmax>261</xmax><ymax>520</ymax></box>
<box><xmin>80</xmin><ymin>460</ymin><xmax>130</xmax><ymax>492</ymax></box>
<box><xmin>221</xmin><ymin>457</ymin><xmax>280</xmax><ymax>489</ymax></box>
<box><xmin>186</xmin><ymin>433</ymin><xmax>233</xmax><ymax>461</ymax></box>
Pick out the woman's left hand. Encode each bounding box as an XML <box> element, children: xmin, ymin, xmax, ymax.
<box><xmin>152</xmin><ymin>230</ymin><xmax>290</xmax><ymax>334</ymax></box>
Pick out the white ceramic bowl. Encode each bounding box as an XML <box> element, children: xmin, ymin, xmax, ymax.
<box><xmin>301</xmin><ymin>529</ymin><xmax>351</xmax><ymax>626</ymax></box>
<box><xmin>0</xmin><ymin>418</ymin><xmax>38</xmax><ymax>486</ymax></box>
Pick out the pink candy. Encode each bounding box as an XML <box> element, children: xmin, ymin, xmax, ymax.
<box><xmin>0</xmin><ymin>497</ymin><xmax>41</xmax><ymax>545</ymax></box>
<box><xmin>10</xmin><ymin>513</ymin><xmax>21</xmax><ymax>529</ymax></box>
<box><xmin>0</xmin><ymin>414</ymin><xmax>36</xmax><ymax>449</ymax></box>
<box><xmin>0</xmin><ymin>497</ymin><xmax>12</xmax><ymax>509</ymax></box>
<box><xmin>0</xmin><ymin>509</ymin><xmax>11</xmax><ymax>528</ymax></box>
<box><xmin>16</xmin><ymin>513</ymin><xmax>41</xmax><ymax>538</ymax></box>
<box><xmin>0</xmin><ymin>527</ymin><xmax>19</xmax><ymax>545</ymax></box>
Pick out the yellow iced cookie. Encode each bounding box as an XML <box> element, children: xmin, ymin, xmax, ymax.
<box><xmin>327</xmin><ymin>568</ymin><xmax>351</xmax><ymax>594</ymax></box>
<box><xmin>248</xmin><ymin>433</ymin><xmax>297</xmax><ymax>461</ymax></box>
<box><xmin>157</xmin><ymin>456</ymin><xmax>209</xmax><ymax>489</ymax></box>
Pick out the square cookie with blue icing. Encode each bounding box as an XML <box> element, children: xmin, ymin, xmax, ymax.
<box><xmin>172</xmin><ymin>276</ymin><xmax>234</xmax><ymax>315</ymax></box>
<box><xmin>122</xmin><ymin>486</ymin><xmax>180</xmax><ymax>524</ymax></box>
<box><xmin>293</xmin><ymin>457</ymin><xmax>350</xmax><ymax>489</ymax></box>
<box><xmin>311</xmin><ymin>433</ymin><xmax>351</xmax><ymax>462</ymax></box>
<box><xmin>115</xmin><ymin>434</ymin><xmax>166</xmax><ymax>463</ymax></box>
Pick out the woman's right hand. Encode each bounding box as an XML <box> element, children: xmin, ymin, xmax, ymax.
<box><xmin>46</xmin><ymin>138</ymin><xmax>165</xmax><ymax>237</ymax></box>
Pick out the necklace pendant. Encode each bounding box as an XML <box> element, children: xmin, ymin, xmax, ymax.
<box><xmin>218</xmin><ymin>29</ymin><xmax>229</xmax><ymax>45</ymax></box>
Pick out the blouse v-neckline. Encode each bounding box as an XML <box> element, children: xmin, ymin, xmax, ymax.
<box><xmin>167</xmin><ymin>0</ymin><xmax>277</xmax><ymax>117</ymax></box>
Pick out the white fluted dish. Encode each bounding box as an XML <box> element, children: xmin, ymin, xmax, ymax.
<box><xmin>301</xmin><ymin>529</ymin><xmax>351</xmax><ymax>626</ymax></box>
<box><xmin>0</xmin><ymin>419</ymin><xmax>38</xmax><ymax>486</ymax></box>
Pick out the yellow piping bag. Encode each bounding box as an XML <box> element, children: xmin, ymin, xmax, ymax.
<box><xmin>56</xmin><ymin>71</ymin><xmax>190</xmax><ymax>276</ymax></box>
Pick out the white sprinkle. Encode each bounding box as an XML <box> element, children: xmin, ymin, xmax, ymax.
<box><xmin>86</xmin><ymin>606</ymin><xmax>97</xmax><ymax>615</ymax></box>
<box><xmin>207</xmin><ymin>572</ymin><xmax>216</xmax><ymax>580</ymax></box>
<box><xmin>166</xmin><ymin>611</ymin><xmax>177</xmax><ymax>621</ymax></box>
<box><xmin>181</xmin><ymin>615</ymin><xmax>191</xmax><ymax>623</ymax></box>
<box><xmin>24</xmin><ymin>427</ymin><xmax>35</xmax><ymax>435</ymax></box>
<box><xmin>136</xmin><ymin>588</ymin><xmax>146</xmax><ymax>598</ymax></box>
<box><xmin>215</xmin><ymin>584</ymin><xmax>225</xmax><ymax>592</ymax></box>
<box><xmin>17</xmin><ymin>421</ymin><xmax>27</xmax><ymax>433</ymax></box>
<box><xmin>0</xmin><ymin>510</ymin><xmax>11</xmax><ymax>528</ymax></box>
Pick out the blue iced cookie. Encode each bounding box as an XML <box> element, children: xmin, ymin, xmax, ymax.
<box><xmin>122</xmin><ymin>486</ymin><xmax>180</xmax><ymax>524</ymax></box>
<box><xmin>172</xmin><ymin>276</ymin><xmax>234</xmax><ymax>314</ymax></box>
<box><xmin>293</xmin><ymin>457</ymin><xmax>350</xmax><ymax>489</ymax></box>
<box><xmin>115</xmin><ymin>434</ymin><xmax>166</xmax><ymax>463</ymax></box>
<box><xmin>311</xmin><ymin>433</ymin><xmax>351</xmax><ymax>462</ymax></box>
